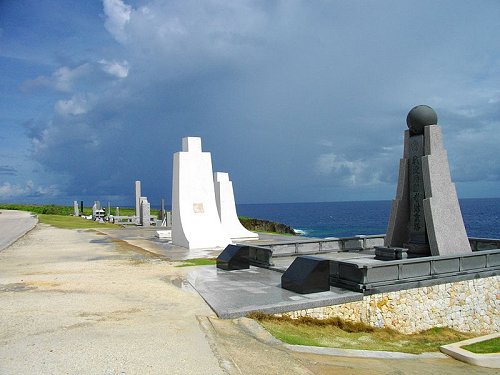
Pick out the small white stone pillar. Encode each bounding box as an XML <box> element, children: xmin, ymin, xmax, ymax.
<box><xmin>172</xmin><ymin>137</ymin><xmax>231</xmax><ymax>249</ymax></box>
<box><xmin>214</xmin><ymin>172</ymin><xmax>258</xmax><ymax>241</ymax></box>
<box><xmin>73</xmin><ymin>201</ymin><xmax>79</xmax><ymax>216</ymax></box>
<box><xmin>92</xmin><ymin>202</ymin><xmax>97</xmax><ymax>220</ymax></box>
<box><xmin>385</xmin><ymin>106</ymin><xmax>471</xmax><ymax>256</ymax></box>
<box><xmin>140</xmin><ymin>196</ymin><xmax>150</xmax><ymax>227</ymax></box>
<box><xmin>135</xmin><ymin>180</ymin><xmax>141</xmax><ymax>218</ymax></box>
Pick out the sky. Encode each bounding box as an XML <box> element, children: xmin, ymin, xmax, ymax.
<box><xmin>1</xmin><ymin>0</ymin><xmax>499</xmax><ymax>207</ymax></box>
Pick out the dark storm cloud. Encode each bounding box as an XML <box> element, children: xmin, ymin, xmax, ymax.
<box><xmin>0</xmin><ymin>165</ymin><xmax>17</xmax><ymax>176</ymax></box>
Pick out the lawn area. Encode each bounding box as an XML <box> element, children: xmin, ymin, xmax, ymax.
<box><xmin>462</xmin><ymin>337</ymin><xmax>500</xmax><ymax>354</ymax></box>
<box><xmin>250</xmin><ymin>313</ymin><xmax>477</xmax><ymax>354</ymax></box>
<box><xmin>175</xmin><ymin>258</ymin><xmax>217</xmax><ymax>267</ymax></box>
<box><xmin>0</xmin><ymin>203</ymin><xmax>158</xmax><ymax>217</ymax></box>
<box><xmin>38</xmin><ymin>214</ymin><xmax>120</xmax><ymax>229</ymax></box>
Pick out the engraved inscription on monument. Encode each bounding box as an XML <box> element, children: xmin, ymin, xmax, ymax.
<box><xmin>407</xmin><ymin>134</ymin><xmax>429</xmax><ymax>253</ymax></box>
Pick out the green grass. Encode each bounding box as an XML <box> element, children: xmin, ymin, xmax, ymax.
<box><xmin>0</xmin><ymin>203</ymin><xmax>159</xmax><ymax>217</ymax></box>
<box><xmin>175</xmin><ymin>258</ymin><xmax>217</xmax><ymax>267</ymax></box>
<box><xmin>249</xmin><ymin>313</ymin><xmax>476</xmax><ymax>354</ymax></box>
<box><xmin>462</xmin><ymin>337</ymin><xmax>500</xmax><ymax>354</ymax></box>
<box><xmin>0</xmin><ymin>203</ymin><xmax>74</xmax><ymax>215</ymax></box>
<box><xmin>38</xmin><ymin>214</ymin><xmax>120</xmax><ymax>229</ymax></box>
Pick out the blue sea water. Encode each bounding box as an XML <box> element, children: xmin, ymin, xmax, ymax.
<box><xmin>237</xmin><ymin>198</ymin><xmax>500</xmax><ymax>239</ymax></box>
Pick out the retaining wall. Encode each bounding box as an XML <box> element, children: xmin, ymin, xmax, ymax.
<box><xmin>278</xmin><ymin>275</ymin><xmax>499</xmax><ymax>334</ymax></box>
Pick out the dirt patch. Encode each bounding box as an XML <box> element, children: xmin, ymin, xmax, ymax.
<box><xmin>0</xmin><ymin>283</ymin><xmax>37</xmax><ymax>292</ymax></box>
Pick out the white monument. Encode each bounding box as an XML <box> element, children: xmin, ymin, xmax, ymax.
<box><xmin>214</xmin><ymin>172</ymin><xmax>258</xmax><ymax>241</ymax></box>
<box><xmin>135</xmin><ymin>180</ymin><xmax>141</xmax><ymax>221</ymax></box>
<box><xmin>385</xmin><ymin>105</ymin><xmax>471</xmax><ymax>256</ymax></box>
<box><xmin>73</xmin><ymin>200</ymin><xmax>79</xmax><ymax>216</ymax></box>
<box><xmin>172</xmin><ymin>137</ymin><xmax>231</xmax><ymax>249</ymax></box>
<box><xmin>140</xmin><ymin>196</ymin><xmax>151</xmax><ymax>227</ymax></box>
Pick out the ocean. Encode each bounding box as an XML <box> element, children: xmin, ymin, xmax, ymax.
<box><xmin>236</xmin><ymin>198</ymin><xmax>500</xmax><ymax>239</ymax></box>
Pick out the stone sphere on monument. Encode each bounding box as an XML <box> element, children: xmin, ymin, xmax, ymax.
<box><xmin>406</xmin><ymin>105</ymin><xmax>438</xmax><ymax>135</ymax></box>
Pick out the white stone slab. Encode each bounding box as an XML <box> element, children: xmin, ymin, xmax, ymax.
<box><xmin>156</xmin><ymin>230</ymin><xmax>172</xmax><ymax>239</ymax></box>
<box><xmin>214</xmin><ymin>172</ymin><xmax>258</xmax><ymax>241</ymax></box>
<box><xmin>135</xmin><ymin>180</ymin><xmax>141</xmax><ymax>217</ymax></box>
<box><xmin>73</xmin><ymin>200</ymin><xmax>79</xmax><ymax>217</ymax></box>
<box><xmin>140</xmin><ymin>197</ymin><xmax>150</xmax><ymax>227</ymax></box>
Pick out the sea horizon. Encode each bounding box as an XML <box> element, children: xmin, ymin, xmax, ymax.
<box><xmin>237</xmin><ymin>197</ymin><xmax>500</xmax><ymax>240</ymax></box>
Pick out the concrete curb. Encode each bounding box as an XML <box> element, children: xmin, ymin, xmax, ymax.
<box><xmin>0</xmin><ymin>212</ymin><xmax>38</xmax><ymax>252</ymax></box>
<box><xmin>440</xmin><ymin>332</ymin><xmax>500</xmax><ymax>368</ymax></box>
<box><xmin>284</xmin><ymin>344</ymin><xmax>446</xmax><ymax>359</ymax></box>
<box><xmin>237</xmin><ymin>317</ymin><xmax>446</xmax><ymax>359</ymax></box>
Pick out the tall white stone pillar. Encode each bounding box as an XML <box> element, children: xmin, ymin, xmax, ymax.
<box><xmin>214</xmin><ymin>172</ymin><xmax>258</xmax><ymax>241</ymax></box>
<box><xmin>135</xmin><ymin>180</ymin><xmax>141</xmax><ymax>218</ymax></box>
<box><xmin>172</xmin><ymin>137</ymin><xmax>231</xmax><ymax>249</ymax></box>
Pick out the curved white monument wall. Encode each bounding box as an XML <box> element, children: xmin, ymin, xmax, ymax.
<box><xmin>214</xmin><ymin>172</ymin><xmax>258</xmax><ymax>241</ymax></box>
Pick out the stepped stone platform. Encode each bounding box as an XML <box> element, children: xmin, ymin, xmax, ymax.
<box><xmin>187</xmin><ymin>265</ymin><xmax>362</xmax><ymax>319</ymax></box>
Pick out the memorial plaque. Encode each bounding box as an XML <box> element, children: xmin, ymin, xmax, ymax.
<box><xmin>193</xmin><ymin>203</ymin><xmax>204</xmax><ymax>213</ymax></box>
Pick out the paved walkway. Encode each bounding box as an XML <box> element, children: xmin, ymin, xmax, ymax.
<box><xmin>0</xmin><ymin>210</ymin><xmax>37</xmax><ymax>252</ymax></box>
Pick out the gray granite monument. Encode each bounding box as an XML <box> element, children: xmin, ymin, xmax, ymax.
<box><xmin>140</xmin><ymin>196</ymin><xmax>150</xmax><ymax>227</ymax></box>
<box><xmin>73</xmin><ymin>201</ymin><xmax>79</xmax><ymax>217</ymax></box>
<box><xmin>384</xmin><ymin>105</ymin><xmax>471</xmax><ymax>257</ymax></box>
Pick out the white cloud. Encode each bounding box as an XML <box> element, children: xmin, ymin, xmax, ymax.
<box><xmin>0</xmin><ymin>181</ymin><xmax>59</xmax><ymax>199</ymax></box>
<box><xmin>315</xmin><ymin>153</ymin><xmax>367</xmax><ymax>185</ymax></box>
<box><xmin>99</xmin><ymin>59</ymin><xmax>129</xmax><ymax>78</ymax></box>
<box><xmin>19</xmin><ymin>75</ymin><xmax>52</xmax><ymax>93</ymax></box>
<box><xmin>53</xmin><ymin>64</ymin><xmax>91</xmax><ymax>92</ymax></box>
<box><xmin>55</xmin><ymin>95</ymin><xmax>88</xmax><ymax>116</ymax></box>
<box><xmin>103</xmin><ymin>0</ymin><xmax>132</xmax><ymax>43</ymax></box>
<box><xmin>315</xmin><ymin>150</ymin><xmax>400</xmax><ymax>187</ymax></box>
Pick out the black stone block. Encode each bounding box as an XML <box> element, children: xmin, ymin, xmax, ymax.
<box><xmin>281</xmin><ymin>256</ymin><xmax>330</xmax><ymax>294</ymax></box>
<box><xmin>375</xmin><ymin>246</ymin><xmax>408</xmax><ymax>260</ymax></box>
<box><xmin>217</xmin><ymin>245</ymin><xmax>250</xmax><ymax>270</ymax></box>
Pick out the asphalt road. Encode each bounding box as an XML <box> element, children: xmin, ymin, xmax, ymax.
<box><xmin>0</xmin><ymin>210</ymin><xmax>38</xmax><ymax>252</ymax></box>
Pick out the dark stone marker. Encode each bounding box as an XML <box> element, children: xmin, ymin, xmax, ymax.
<box><xmin>407</xmin><ymin>134</ymin><xmax>430</xmax><ymax>255</ymax></box>
<box><xmin>160</xmin><ymin>199</ymin><xmax>165</xmax><ymax>221</ymax></box>
<box><xmin>216</xmin><ymin>245</ymin><xmax>250</xmax><ymax>270</ymax></box>
<box><xmin>80</xmin><ymin>201</ymin><xmax>84</xmax><ymax>214</ymax></box>
<box><xmin>281</xmin><ymin>256</ymin><xmax>330</xmax><ymax>294</ymax></box>
<box><xmin>374</xmin><ymin>246</ymin><xmax>408</xmax><ymax>260</ymax></box>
